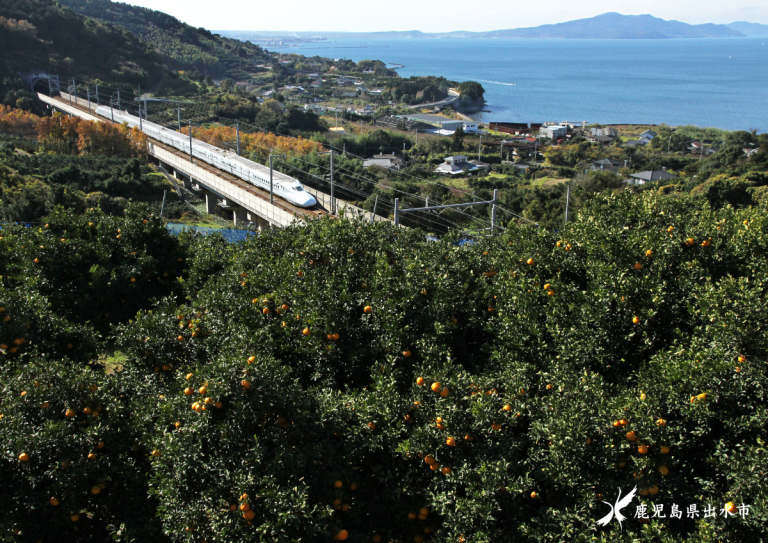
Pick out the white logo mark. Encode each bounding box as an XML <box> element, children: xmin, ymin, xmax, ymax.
<box><xmin>597</xmin><ymin>486</ymin><xmax>638</xmax><ymax>530</ymax></box>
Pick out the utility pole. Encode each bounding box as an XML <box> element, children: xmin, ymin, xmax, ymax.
<box><xmin>73</xmin><ymin>79</ymin><xmax>77</xmax><ymax>104</ymax></box>
<box><xmin>117</xmin><ymin>90</ymin><xmax>121</xmax><ymax>112</ymax></box>
<box><xmin>478</xmin><ymin>136</ymin><xmax>482</xmax><ymax>160</ymax></box>
<box><xmin>500</xmin><ymin>141</ymin><xmax>504</xmax><ymax>162</ymax></box>
<box><xmin>236</xmin><ymin>124</ymin><xmax>240</xmax><ymax>156</ymax></box>
<box><xmin>491</xmin><ymin>189</ymin><xmax>498</xmax><ymax>231</ymax></box>
<box><xmin>160</xmin><ymin>190</ymin><xmax>167</xmax><ymax>218</ymax></box>
<box><xmin>178</xmin><ymin>107</ymin><xmax>181</xmax><ymax>131</ymax></box>
<box><xmin>564</xmin><ymin>184</ymin><xmax>571</xmax><ymax>223</ymax></box>
<box><xmin>95</xmin><ymin>84</ymin><xmax>99</xmax><ymax>105</ymax></box>
<box><xmin>269</xmin><ymin>154</ymin><xmax>274</xmax><ymax>205</ymax></box>
<box><xmin>139</xmin><ymin>104</ymin><xmax>143</xmax><ymax>131</ymax></box>
<box><xmin>109</xmin><ymin>99</ymin><xmax>114</xmax><ymax>122</ymax></box>
<box><xmin>87</xmin><ymin>90</ymin><xmax>91</xmax><ymax>113</ymax></box>
<box><xmin>188</xmin><ymin>122</ymin><xmax>193</xmax><ymax>162</ymax></box>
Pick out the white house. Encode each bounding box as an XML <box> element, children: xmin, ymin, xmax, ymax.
<box><xmin>435</xmin><ymin>155</ymin><xmax>482</xmax><ymax>176</ymax></box>
<box><xmin>541</xmin><ymin>125</ymin><xmax>568</xmax><ymax>140</ymax></box>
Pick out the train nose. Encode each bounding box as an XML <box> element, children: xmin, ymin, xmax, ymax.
<box><xmin>303</xmin><ymin>193</ymin><xmax>317</xmax><ymax>207</ymax></box>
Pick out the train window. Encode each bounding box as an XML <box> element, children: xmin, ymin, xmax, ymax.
<box><xmin>293</xmin><ymin>186</ymin><xmax>304</xmax><ymax>191</ymax></box>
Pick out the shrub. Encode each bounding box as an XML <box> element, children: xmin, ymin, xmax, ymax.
<box><xmin>2</xmin><ymin>192</ymin><xmax>767</xmax><ymax>542</ymax></box>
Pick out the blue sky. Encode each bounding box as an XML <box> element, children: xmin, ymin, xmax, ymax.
<box><xmin>125</xmin><ymin>1</ymin><xmax>768</xmax><ymax>32</ymax></box>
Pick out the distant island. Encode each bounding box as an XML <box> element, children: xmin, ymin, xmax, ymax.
<box><xmin>220</xmin><ymin>12</ymin><xmax>768</xmax><ymax>41</ymax></box>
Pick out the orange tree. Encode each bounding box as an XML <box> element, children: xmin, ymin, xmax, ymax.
<box><xmin>0</xmin><ymin>203</ymin><xmax>186</xmax><ymax>335</ymax></box>
<box><xmin>2</xmin><ymin>191</ymin><xmax>767</xmax><ymax>542</ymax></box>
<box><xmin>0</xmin><ymin>355</ymin><xmax>168</xmax><ymax>542</ymax></box>
<box><xmin>110</xmin><ymin>192</ymin><xmax>766</xmax><ymax>542</ymax></box>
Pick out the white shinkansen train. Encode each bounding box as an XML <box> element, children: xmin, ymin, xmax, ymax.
<box><xmin>94</xmin><ymin>106</ymin><xmax>317</xmax><ymax>208</ymax></box>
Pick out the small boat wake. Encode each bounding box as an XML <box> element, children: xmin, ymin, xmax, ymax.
<box><xmin>474</xmin><ymin>79</ymin><xmax>517</xmax><ymax>86</ymax></box>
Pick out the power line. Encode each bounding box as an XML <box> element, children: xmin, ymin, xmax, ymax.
<box><xmin>66</xmin><ymin>81</ymin><xmax>519</xmax><ymax>230</ymax></box>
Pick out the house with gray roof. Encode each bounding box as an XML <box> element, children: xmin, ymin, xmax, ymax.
<box><xmin>625</xmin><ymin>170</ymin><xmax>678</xmax><ymax>185</ymax></box>
<box><xmin>435</xmin><ymin>155</ymin><xmax>482</xmax><ymax>176</ymax></box>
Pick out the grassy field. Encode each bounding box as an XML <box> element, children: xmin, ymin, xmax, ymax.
<box><xmin>531</xmin><ymin>176</ymin><xmax>570</xmax><ymax>187</ymax></box>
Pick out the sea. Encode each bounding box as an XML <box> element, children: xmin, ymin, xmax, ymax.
<box><xmin>266</xmin><ymin>37</ymin><xmax>768</xmax><ymax>132</ymax></box>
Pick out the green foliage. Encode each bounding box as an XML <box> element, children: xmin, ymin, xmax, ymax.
<box><xmin>0</xmin><ymin>0</ymin><xmax>163</xmax><ymax>86</ymax></box>
<box><xmin>0</xmin><ymin>146</ymin><xmax>172</xmax><ymax>221</ymax></box>
<box><xmin>0</xmin><ymin>356</ymin><xmax>167</xmax><ymax>542</ymax></box>
<box><xmin>59</xmin><ymin>0</ymin><xmax>269</xmax><ymax>79</ymax></box>
<box><xmin>2</xmin><ymin>193</ymin><xmax>768</xmax><ymax>542</ymax></box>
<box><xmin>457</xmin><ymin>81</ymin><xmax>486</xmax><ymax>102</ymax></box>
<box><xmin>0</xmin><ymin>203</ymin><xmax>186</xmax><ymax>334</ymax></box>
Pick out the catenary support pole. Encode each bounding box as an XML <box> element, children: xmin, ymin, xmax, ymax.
<box><xmin>117</xmin><ymin>90</ymin><xmax>120</xmax><ymax>112</ymax></box>
<box><xmin>564</xmin><ymin>184</ymin><xmax>571</xmax><ymax>223</ymax></box>
<box><xmin>139</xmin><ymin>105</ymin><xmax>143</xmax><ymax>131</ymax></box>
<box><xmin>110</xmin><ymin>100</ymin><xmax>114</xmax><ymax>122</ymax></box>
<box><xmin>269</xmin><ymin>155</ymin><xmax>274</xmax><ymax>205</ymax></box>
<box><xmin>177</xmin><ymin>107</ymin><xmax>181</xmax><ymax>132</ymax></box>
<box><xmin>87</xmin><ymin>90</ymin><xmax>91</xmax><ymax>113</ymax></box>
<box><xmin>394</xmin><ymin>198</ymin><xmax>400</xmax><ymax>227</ymax></box>
<box><xmin>330</xmin><ymin>151</ymin><xmax>335</xmax><ymax>215</ymax></box>
<box><xmin>236</xmin><ymin>124</ymin><xmax>240</xmax><ymax>156</ymax></box>
<box><xmin>371</xmin><ymin>195</ymin><xmax>378</xmax><ymax>224</ymax></box>
<box><xmin>95</xmin><ymin>84</ymin><xmax>99</xmax><ymax>105</ymax></box>
<box><xmin>188</xmin><ymin>123</ymin><xmax>193</xmax><ymax>162</ymax></box>
<box><xmin>160</xmin><ymin>190</ymin><xmax>167</xmax><ymax>218</ymax></box>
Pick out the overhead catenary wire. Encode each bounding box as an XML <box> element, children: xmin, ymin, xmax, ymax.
<box><xmin>66</xmin><ymin>80</ymin><xmax>526</xmax><ymax>229</ymax></box>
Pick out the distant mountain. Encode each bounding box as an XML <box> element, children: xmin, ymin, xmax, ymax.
<box><xmin>221</xmin><ymin>12</ymin><xmax>746</xmax><ymax>41</ymax></box>
<box><xmin>59</xmin><ymin>0</ymin><xmax>270</xmax><ymax>78</ymax></box>
<box><xmin>481</xmin><ymin>13</ymin><xmax>744</xmax><ymax>39</ymax></box>
<box><xmin>727</xmin><ymin>21</ymin><xmax>768</xmax><ymax>37</ymax></box>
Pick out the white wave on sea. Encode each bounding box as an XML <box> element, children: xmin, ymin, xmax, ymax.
<box><xmin>473</xmin><ymin>79</ymin><xmax>516</xmax><ymax>86</ymax></box>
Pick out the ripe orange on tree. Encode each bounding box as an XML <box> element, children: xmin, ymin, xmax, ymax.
<box><xmin>626</xmin><ymin>431</ymin><xmax>637</xmax><ymax>442</ymax></box>
<box><xmin>431</xmin><ymin>382</ymin><xmax>441</xmax><ymax>392</ymax></box>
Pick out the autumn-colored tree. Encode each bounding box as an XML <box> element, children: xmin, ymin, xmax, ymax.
<box><xmin>36</xmin><ymin>113</ymin><xmax>147</xmax><ymax>157</ymax></box>
<box><xmin>0</xmin><ymin>105</ymin><xmax>40</xmax><ymax>137</ymax></box>
<box><xmin>182</xmin><ymin>125</ymin><xmax>323</xmax><ymax>163</ymax></box>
